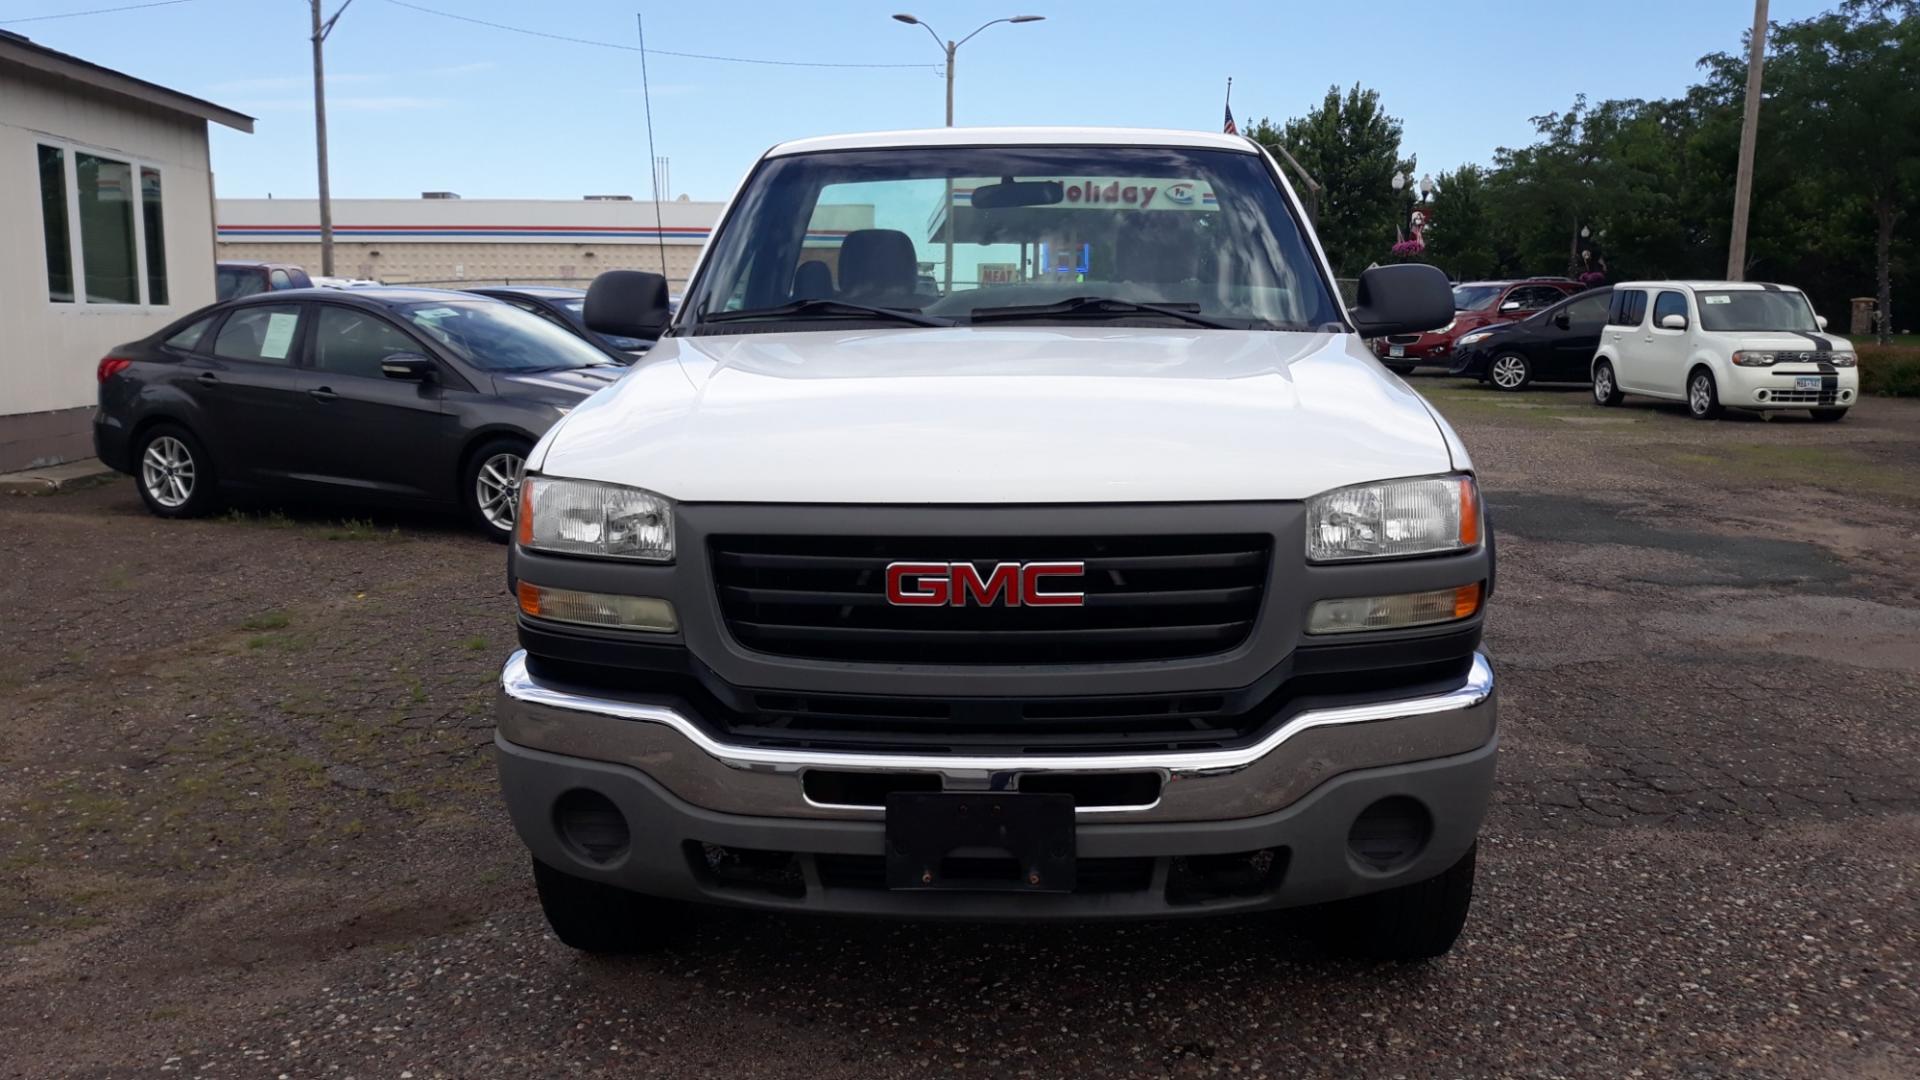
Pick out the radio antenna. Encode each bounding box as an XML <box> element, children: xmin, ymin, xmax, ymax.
<box><xmin>636</xmin><ymin>12</ymin><xmax>670</xmax><ymax>282</ymax></box>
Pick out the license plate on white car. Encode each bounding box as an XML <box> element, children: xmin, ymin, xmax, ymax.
<box><xmin>1795</xmin><ymin>377</ymin><xmax>1820</xmax><ymax>390</ymax></box>
<box><xmin>1388</xmin><ymin>345</ymin><xmax>1405</xmax><ymax>358</ymax></box>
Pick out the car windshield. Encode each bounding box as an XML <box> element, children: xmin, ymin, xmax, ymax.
<box><xmin>1452</xmin><ymin>285</ymin><xmax>1504</xmax><ymax>311</ymax></box>
<box><xmin>685</xmin><ymin>144</ymin><xmax>1342</xmax><ymax>332</ymax></box>
<box><xmin>398</xmin><ymin>300</ymin><xmax>613</xmax><ymax>371</ymax></box>
<box><xmin>1695</xmin><ymin>290</ymin><xmax>1820</xmax><ymax>333</ymax></box>
<box><xmin>216</xmin><ymin>267</ymin><xmax>268</xmax><ymax>300</ymax></box>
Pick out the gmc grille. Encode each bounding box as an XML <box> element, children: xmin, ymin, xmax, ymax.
<box><xmin>710</xmin><ymin>534</ymin><xmax>1270</xmax><ymax>665</ymax></box>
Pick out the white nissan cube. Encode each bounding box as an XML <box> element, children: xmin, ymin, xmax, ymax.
<box><xmin>1589</xmin><ymin>281</ymin><xmax>1859</xmax><ymax>421</ymax></box>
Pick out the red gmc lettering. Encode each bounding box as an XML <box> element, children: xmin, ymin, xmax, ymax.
<box><xmin>885</xmin><ymin>562</ymin><xmax>950</xmax><ymax>606</ymax></box>
<box><xmin>884</xmin><ymin>562</ymin><xmax>1086</xmax><ymax>607</ymax></box>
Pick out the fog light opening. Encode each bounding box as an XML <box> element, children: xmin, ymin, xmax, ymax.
<box><xmin>1347</xmin><ymin>796</ymin><xmax>1432</xmax><ymax>872</ymax></box>
<box><xmin>554</xmin><ymin>788</ymin><xmax>630</xmax><ymax>865</ymax></box>
<box><xmin>1756</xmin><ymin>389</ymin><xmax>1770</xmax><ymax>401</ymax></box>
<box><xmin>1841</xmin><ymin>389</ymin><xmax>1854</xmax><ymax>402</ymax></box>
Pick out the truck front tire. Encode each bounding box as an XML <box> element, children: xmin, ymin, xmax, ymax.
<box><xmin>1318</xmin><ymin>842</ymin><xmax>1476</xmax><ymax>962</ymax></box>
<box><xmin>531</xmin><ymin>857</ymin><xmax>686</xmax><ymax>953</ymax></box>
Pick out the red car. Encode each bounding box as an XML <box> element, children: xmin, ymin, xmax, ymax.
<box><xmin>1372</xmin><ymin>278</ymin><xmax>1581</xmax><ymax>373</ymax></box>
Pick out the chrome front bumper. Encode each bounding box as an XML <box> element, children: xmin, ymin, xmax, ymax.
<box><xmin>495</xmin><ymin>650</ymin><xmax>1497</xmax><ymax>824</ymax></box>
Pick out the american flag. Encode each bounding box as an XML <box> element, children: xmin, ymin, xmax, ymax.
<box><xmin>1223</xmin><ymin>104</ymin><xmax>1238</xmax><ymax>135</ymax></box>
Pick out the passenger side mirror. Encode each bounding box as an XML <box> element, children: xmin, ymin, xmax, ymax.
<box><xmin>1553</xmin><ymin>312</ymin><xmax>1571</xmax><ymax>330</ymax></box>
<box><xmin>585</xmin><ymin>270</ymin><xmax>672</xmax><ymax>339</ymax></box>
<box><xmin>1816</xmin><ymin>314</ymin><xmax>1829</xmax><ymax>330</ymax></box>
<box><xmin>1659</xmin><ymin>313</ymin><xmax>1688</xmax><ymax>331</ymax></box>
<box><xmin>1350</xmin><ymin>264</ymin><xmax>1454</xmax><ymax>338</ymax></box>
<box><xmin>381</xmin><ymin>352</ymin><xmax>435</xmax><ymax>380</ymax></box>
<box><xmin>1500</xmin><ymin>300</ymin><xmax>1522</xmax><ymax>312</ymax></box>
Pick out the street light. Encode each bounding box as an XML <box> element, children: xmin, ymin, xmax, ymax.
<box><xmin>891</xmin><ymin>13</ymin><xmax>1044</xmax><ymax>126</ymax></box>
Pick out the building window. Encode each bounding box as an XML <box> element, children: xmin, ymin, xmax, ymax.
<box><xmin>38</xmin><ymin>145</ymin><xmax>74</xmax><ymax>303</ymax></box>
<box><xmin>142</xmin><ymin>167</ymin><xmax>168</xmax><ymax>305</ymax></box>
<box><xmin>34</xmin><ymin>141</ymin><xmax>168</xmax><ymax>306</ymax></box>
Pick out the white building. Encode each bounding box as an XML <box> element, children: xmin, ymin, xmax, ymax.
<box><xmin>1</xmin><ymin>30</ymin><xmax>251</xmax><ymax>471</ymax></box>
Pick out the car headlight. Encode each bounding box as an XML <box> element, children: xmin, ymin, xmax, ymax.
<box><xmin>517</xmin><ymin>475</ymin><xmax>674</xmax><ymax>561</ymax></box>
<box><xmin>1830</xmin><ymin>352</ymin><xmax>1856</xmax><ymax>368</ymax></box>
<box><xmin>1732</xmin><ymin>350</ymin><xmax>1777</xmax><ymax>367</ymax></box>
<box><xmin>1456</xmin><ymin>330</ymin><xmax>1493</xmax><ymax>347</ymax></box>
<box><xmin>1438</xmin><ymin>319</ymin><xmax>1457</xmax><ymax>335</ymax></box>
<box><xmin>1307</xmin><ymin>474</ymin><xmax>1480</xmax><ymax>563</ymax></box>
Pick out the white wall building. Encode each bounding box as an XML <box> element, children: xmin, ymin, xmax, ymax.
<box><xmin>1</xmin><ymin>30</ymin><xmax>251</xmax><ymax>471</ymax></box>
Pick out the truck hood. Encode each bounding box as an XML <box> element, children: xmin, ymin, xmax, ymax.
<box><xmin>1722</xmin><ymin>330</ymin><xmax>1855</xmax><ymax>352</ymax></box>
<box><xmin>535</xmin><ymin>327</ymin><xmax>1459</xmax><ymax>504</ymax></box>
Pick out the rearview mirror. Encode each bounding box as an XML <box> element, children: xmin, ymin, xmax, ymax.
<box><xmin>1659</xmin><ymin>313</ymin><xmax>1688</xmax><ymax>330</ymax></box>
<box><xmin>380</xmin><ymin>353</ymin><xmax>435</xmax><ymax>380</ymax></box>
<box><xmin>968</xmin><ymin>179</ymin><xmax>1064</xmax><ymax>210</ymax></box>
<box><xmin>1350</xmin><ymin>264</ymin><xmax>1454</xmax><ymax>338</ymax></box>
<box><xmin>585</xmin><ymin>270</ymin><xmax>672</xmax><ymax>339</ymax></box>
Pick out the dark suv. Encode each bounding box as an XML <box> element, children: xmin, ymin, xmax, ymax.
<box><xmin>1372</xmin><ymin>278</ymin><xmax>1580</xmax><ymax>373</ymax></box>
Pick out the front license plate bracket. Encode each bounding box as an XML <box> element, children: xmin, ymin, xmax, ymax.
<box><xmin>1795</xmin><ymin>376</ymin><xmax>1821</xmax><ymax>390</ymax></box>
<box><xmin>885</xmin><ymin>792</ymin><xmax>1075</xmax><ymax>892</ymax></box>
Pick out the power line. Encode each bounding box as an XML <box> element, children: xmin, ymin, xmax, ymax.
<box><xmin>1</xmin><ymin>0</ymin><xmax>195</xmax><ymax>25</ymax></box>
<box><xmin>382</xmin><ymin>0</ymin><xmax>935</xmax><ymax>69</ymax></box>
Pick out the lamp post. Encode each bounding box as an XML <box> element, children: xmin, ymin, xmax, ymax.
<box><xmin>891</xmin><ymin>13</ymin><xmax>1044</xmax><ymax>127</ymax></box>
<box><xmin>891</xmin><ymin>12</ymin><xmax>1042</xmax><ymax>295</ymax></box>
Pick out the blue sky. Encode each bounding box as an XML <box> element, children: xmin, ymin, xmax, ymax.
<box><xmin>8</xmin><ymin>0</ymin><xmax>1837</xmax><ymax>200</ymax></box>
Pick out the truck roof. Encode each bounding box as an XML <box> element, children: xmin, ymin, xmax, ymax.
<box><xmin>766</xmin><ymin>126</ymin><xmax>1260</xmax><ymax>157</ymax></box>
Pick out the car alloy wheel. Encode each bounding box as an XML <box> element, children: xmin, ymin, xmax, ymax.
<box><xmin>1689</xmin><ymin>372</ymin><xmax>1719</xmax><ymax>418</ymax></box>
<box><xmin>1593</xmin><ymin>365</ymin><xmax>1614</xmax><ymax>403</ymax></box>
<box><xmin>475</xmin><ymin>451</ymin><xmax>524</xmax><ymax>532</ymax></box>
<box><xmin>1490</xmin><ymin>355</ymin><xmax>1529</xmax><ymax>391</ymax></box>
<box><xmin>141</xmin><ymin>435</ymin><xmax>196</xmax><ymax>509</ymax></box>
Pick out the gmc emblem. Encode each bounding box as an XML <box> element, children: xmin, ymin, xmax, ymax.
<box><xmin>885</xmin><ymin>561</ymin><xmax>1086</xmax><ymax>607</ymax></box>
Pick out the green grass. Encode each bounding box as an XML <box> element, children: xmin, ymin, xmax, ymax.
<box><xmin>459</xmin><ymin>635</ymin><xmax>488</xmax><ymax>651</ymax></box>
<box><xmin>1858</xmin><ymin>344</ymin><xmax>1920</xmax><ymax>397</ymax></box>
<box><xmin>1654</xmin><ymin>443</ymin><xmax>1915</xmax><ymax>502</ymax></box>
<box><xmin>239</xmin><ymin>612</ymin><xmax>289</xmax><ymax>631</ymax></box>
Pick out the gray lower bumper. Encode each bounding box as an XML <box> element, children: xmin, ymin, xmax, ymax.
<box><xmin>493</xmin><ymin>651</ymin><xmax>1499</xmax><ymax>919</ymax></box>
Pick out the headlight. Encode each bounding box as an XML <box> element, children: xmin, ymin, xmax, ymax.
<box><xmin>1456</xmin><ymin>331</ymin><xmax>1493</xmax><ymax>347</ymax></box>
<box><xmin>1307</xmin><ymin>474</ymin><xmax>1480</xmax><ymax>562</ymax></box>
<box><xmin>1732</xmin><ymin>350</ymin><xmax>1776</xmax><ymax>367</ymax></box>
<box><xmin>517</xmin><ymin>475</ymin><xmax>674</xmax><ymax>561</ymax></box>
<box><xmin>1830</xmin><ymin>352</ymin><xmax>1856</xmax><ymax>368</ymax></box>
<box><xmin>1438</xmin><ymin>319</ymin><xmax>1456</xmax><ymax>335</ymax></box>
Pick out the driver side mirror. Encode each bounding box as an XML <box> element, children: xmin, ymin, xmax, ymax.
<box><xmin>1350</xmin><ymin>264</ymin><xmax>1454</xmax><ymax>338</ymax></box>
<box><xmin>1500</xmin><ymin>300</ymin><xmax>1523</xmax><ymax>312</ymax></box>
<box><xmin>381</xmin><ymin>352</ymin><xmax>435</xmax><ymax>381</ymax></box>
<box><xmin>585</xmin><ymin>270</ymin><xmax>672</xmax><ymax>339</ymax></box>
<box><xmin>1553</xmin><ymin>312</ymin><xmax>1571</xmax><ymax>330</ymax></box>
<box><xmin>1816</xmin><ymin>314</ymin><xmax>1829</xmax><ymax>330</ymax></box>
<box><xmin>1659</xmin><ymin>313</ymin><xmax>1688</xmax><ymax>331</ymax></box>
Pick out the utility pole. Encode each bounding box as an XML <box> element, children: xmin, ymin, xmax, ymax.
<box><xmin>1726</xmin><ymin>0</ymin><xmax>1768</xmax><ymax>281</ymax></box>
<box><xmin>310</xmin><ymin>0</ymin><xmax>353</xmax><ymax>277</ymax></box>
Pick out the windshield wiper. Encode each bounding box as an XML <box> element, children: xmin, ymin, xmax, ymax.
<box><xmin>968</xmin><ymin>296</ymin><xmax>1238</xmax><ymax>330</ymax></box>
<box><xmin>702</xmin><ymin>299</ymin><xmax>952</xmax><ymax>328</ymax></box>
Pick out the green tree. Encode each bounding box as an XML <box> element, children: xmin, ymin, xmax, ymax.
<box><xmin>1421</xmin><ymin>165</ymin><xmax>1498</xmax><ymax>280</ymax></box>
<box><xmin>1249</xmin><ymin>84</ymin><xmax>1412</xmax><ymax>275</ymax></box>
<box><xmin>1734</xmin><ymin>5</ymin><xmax>1920</xmax><ymax>342</ymax></box>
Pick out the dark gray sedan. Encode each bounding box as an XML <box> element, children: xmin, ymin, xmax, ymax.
<box><xmin>93</xmin><ymin>287</ymin><xmax>624</xmax><ymax>538</ymax></box>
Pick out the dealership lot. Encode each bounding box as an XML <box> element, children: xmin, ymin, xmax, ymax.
<box><xmin>2</xmin><ymin>382</ymin><xmax>1917</xmax><ymax>1078</ymax></box>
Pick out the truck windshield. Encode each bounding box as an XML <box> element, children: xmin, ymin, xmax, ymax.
<box><xmin>686</xmin><ymin>145</ymin><xmax>1342</xmax><ymax>332</ymax></box>
<box><xmin>1695</xmin><ymin>290</ymin><xmax>1820</xmax><ymax>333</ymax></box>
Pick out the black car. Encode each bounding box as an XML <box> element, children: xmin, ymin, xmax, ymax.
<box><xmin>1447</xmin><ymin>287</ymin><xmax>1611</xmax><ymax>390</ymax></box>
<box><xmin>465</xmin><ymin>286</ymin><xmax>651</xmax><ymax>362</ymax></box>
<box><xmin>94</xmin><ymin>287</ymin><xmax>624</xmax><ymax>537</ymax></box>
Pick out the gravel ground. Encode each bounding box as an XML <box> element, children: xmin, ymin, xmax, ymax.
<box><xmin>2</xmin><ymin>381</ymin><xmax>1917</xmax><ymax>1079</ymax></box>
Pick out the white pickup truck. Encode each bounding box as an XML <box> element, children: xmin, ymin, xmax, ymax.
<box><xmin>495</xmin><ymin>127</ymin><xmax>1497</xmax><ymax>961</ymax></box>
